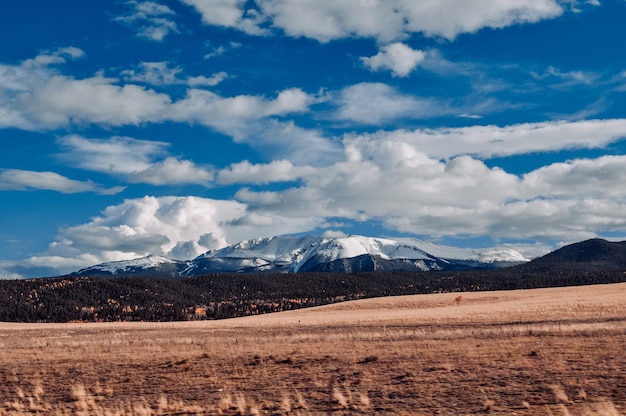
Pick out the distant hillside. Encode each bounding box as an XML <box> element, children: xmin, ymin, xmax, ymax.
<box><xmin>519</xmin><ymin>238</ymin><xmax>626</xmax><ymax>272</ymax></box>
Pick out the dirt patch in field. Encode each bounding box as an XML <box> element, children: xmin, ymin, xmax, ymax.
<box><xmin>0</xmin><ymin>283</ymin><xmax>625</xmax><ymax>415</ymax></box>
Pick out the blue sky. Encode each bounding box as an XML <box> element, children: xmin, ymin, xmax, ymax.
<box><xmin>2</xmin><ymin>0</ymin><xmax>626</xmax><ymax>278</ymax></box>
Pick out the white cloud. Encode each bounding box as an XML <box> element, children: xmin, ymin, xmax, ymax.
<box><xmin>356</xmin><ymin>118</ymin><xmax>626</xmax><ymax>159</ymax></box>
<box><xmin>1</xmin><ymin>51</ymin><xmax>143</xmax><ymax>130</ymax></box>
<box><xmin>522</xmin><ymin>155</ymin><xmax>626</xmax><ymax>198</ymax></box>
<box><xmin>398</xmin><ymin>0</ymin><xmax>563</xmax><ymax>40</ymax></box>
<box><xmin>116</xmin><ymin>1</ymin><xmax>179</xmax><ymax>41</ymax></box>
<box><xmin>530</xmin><ymin>65</ymin><xmax>599</xmax><ymax>88</ymax></box>
<box><xmin>322</xmin><ymin>229</ymin><xmax>348</xmax><ymax>238</ymax></box>
<box><xmin>121</xmin><ymin>62</ymin><xmax>228</xmax><ymax>87</ymax></box>
<box><xmin>58</xmin><ymin>135</ymin><xmax>213</xmax><ymax>186</ymax></box>
<box><xmin>167</xmin><ymin>89</ymin><xmax>332</xmax><ymax>163</ymax></box>
<box><xmin>14</xmin><ymin>74</ymin><xmax>171</xmax><ymax>128</ymax></box>
<box><xmin>128</xmin><ymin>157</ymin><xmax>214</xmax><ymax>185</ymax></box>
<box><xmin>22</xmin><ymin>46</ymin><xmax>85</xmax><ymax>68</ymax></box>
<box><xmin>184</xmin><ymin>0</ymin><xmax>563</xmax><ymax>42</ymax></box>
<box><xmin>58</xmin><ymin>135</ymin><xmax>168</xmax><ymax>174</ymax></box>
<box><xmin>1</xmin><ymin>52</ymin><xmax>313</xmax><ymax>131</ymax></box>
<box><xmin>216</xmin><ymin>119</ymin><xmax>343</xmax><ymax>166</ymax></box>
<box><xmin>217</xmin><ymin>160</ymin><xmax>315</xmax><ymax>184</ymax></box>
<box><xmin>180</xmin><ymin>0</ymin><xmax>268</xmax><ymax>35</ymax></box>
<box><xmin>56</xmin><ymin>196</ymin><xmax>245</xmax><ymax>262</ymax></box>
<box><xmin>264</xmin><ymin>88</ymin><xmax>314</xmax><ymax>115</ymax></box>
<box><xmin>0</xmin><ymin>169</ymin><xmax>124</xmax><ymax>194</ymax></box>
<box><xmin>121</xmin><ymin>61</ymin><xmax>184</xmax><ymax>85</ymax></box>
<box><xmin>204</xmin><ymin>42</ymin><xmax>241</xmax><ymax>59</ymax></box>
<box><xmin>1</xmin><ymin>52</ymin><xmax>172</xmax><ymax>129</ymax></box>
<box><xmin>1</xmin><ymin>49</ymin><xmax>331</xmax><ymax>164</ymax></box>
<box><xmin>258</xmin><ymin>0</ymin><xmax>401</xmax><ymax>42</ymax></box>
<box><xmin>204</xmin><ymin>46</ymin><xmax>226</xmax><ymax>60</ymax></box>
<box><xmin>231</xmin><ymin>130</ymin><xmax>626</xmax><ymax>243</ymax></box>
<box><xmin>361</xmin><ymin>43</ymin><xmax>425</xmax><ymax>77</ymax></box>
<box><xmin>188</xmin><ymin>71</ymin><xmax>228</xmax><ymax>87</ymax></box>
<box><xmin>334</xmin><ymin>83</ymin><xmax>448</xmax><ymax>124</ymax></box>
<box><xmin>170</xmin><ymin>87</ymin><xmax>313</xmax><ymax>123</ymax></box>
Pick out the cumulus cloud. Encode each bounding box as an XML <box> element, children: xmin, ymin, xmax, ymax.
<box><xmin>116</xmin><ymin>0</ymin><xmax>179</xmax><ymax>41</ymax></box>
<box><xmin>231</xmin><ymin>129</ymin><xmax>626</xmax><ymax>243</ymax></box>
<box><xmin>0</xmin><ymin>169</ymin><xmax>124</xmax><ymax>194</ymax></box>
<box><xmin>56</xmin><ymin>196</ymin><xmax>245</xmax><ymax>261</ymax></box>
<box><xmin>522</xmin><ymin>155</ymin><xmax>626</xmax><ymax>198</ymax></box>
<box><xmin>58</xmin><ymin>135</ymin><xmax>213</xmax><ymax>186</ymax></box>
<box><xmin>184</xmin><ymin>0</ymin><xmax>563</xmax><ymax>42</ymax></box>
<box><xmin>9</xmin><ymin>195</ymin><xmax>322</xmax><ymax>277</ymax></box>
<box><xmin>361</xmin><ymin>43</ymin><xmax>425</xmax><ymax>77</ymax></box>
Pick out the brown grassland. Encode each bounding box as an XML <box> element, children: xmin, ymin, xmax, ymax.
<box><xmin>0</xmin><ymin>282</ymin><xmax>625</xmax><ymax>415</ymax></box>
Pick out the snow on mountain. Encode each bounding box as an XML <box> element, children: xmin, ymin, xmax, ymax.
<box><xmin>395</xmin><ymin>238</ymin><xmax>529</xmax><ymax>263</ymax></box>
<box><xmin>197</xmin><ymin>235</ymin><xmax>528</xmax><ymax>272</ymax></box>
<box><xmin>72</xmin><ymin>255</ymin><xmax>186</xmax><ymax>276</ymax></box>
<box><xmin>291</xmin><ymin>236</ymin><xmax>438</xmax><ymax>271</ymax></box>
<box><xmin>70</xmin><ymin>234</ymin><xmax>529</xmax><ymax>277</ymax></box>
<box><xmin>198</xmin><ymin>235</ymin><xmax>320</xmax><ymax>266</ymax></box>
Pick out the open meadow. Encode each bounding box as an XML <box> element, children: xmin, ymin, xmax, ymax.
<box><xmin>0</xmin><ymin>283</ymin><xmax>625</xmax><ymax>415</ymax></box>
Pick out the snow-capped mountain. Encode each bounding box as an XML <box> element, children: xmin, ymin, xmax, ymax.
<box><xmin>70</xmin><ymin>235</ymin><xmax>529</xmax><ymax>277</ymax></box>
<box><xmin>72</xmin><ymin>255</ymin><xmax>190</xmax><ymax>277</ymax></box>
<box><xmin>193</xmin><ymin>235</ymin><xmax>528</xmax><ymax>272</ymax></box>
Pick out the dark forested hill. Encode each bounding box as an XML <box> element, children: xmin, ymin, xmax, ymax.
<box><xmin>518</xmin><ymin>238</ymin><xmax>626</xmax><ymax>272</ymax></box>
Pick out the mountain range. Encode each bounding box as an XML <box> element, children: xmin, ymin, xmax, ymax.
<box><xmin>70</xmin><ymin>234</ymin><xmax>529</xmax><ymax>277</ymax></box>
<box><xmin>6</xmin><ymin>237</ymin><xmax>626</xmax><ymax>323</ymax></box>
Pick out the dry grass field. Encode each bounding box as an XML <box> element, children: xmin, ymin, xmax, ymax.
<box><xmin>0</xmin><ymin>282</ymin><xmax>625</xmax><ymax>415</ymax></box>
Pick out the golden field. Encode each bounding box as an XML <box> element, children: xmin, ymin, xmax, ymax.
<box><xmin>0</xmin><ymin>282</ymin><xmax>625</xmax><ymax>415</ymax></box>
